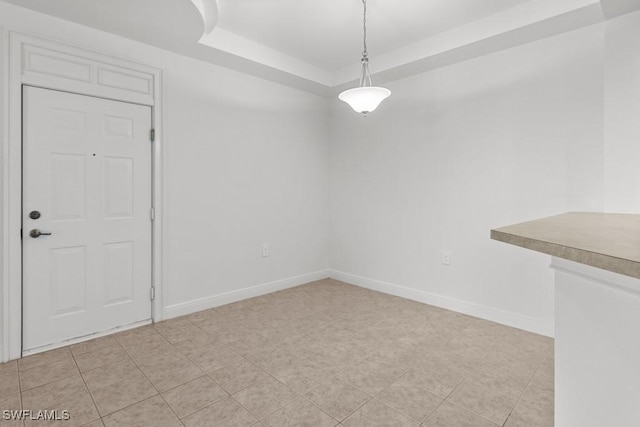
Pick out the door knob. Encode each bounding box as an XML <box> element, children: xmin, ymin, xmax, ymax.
<box><xmin>29</xmin><ymin>229</ymin><xmax>52</xmax><ymax>238</ymax></box>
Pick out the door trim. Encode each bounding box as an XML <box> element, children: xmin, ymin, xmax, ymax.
<box><xmin>2</xmin><ymin>31</ymin><xmax>164</xmax><ymax>361</ymax></box>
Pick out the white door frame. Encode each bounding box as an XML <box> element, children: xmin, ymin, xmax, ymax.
<box><xmin>1</xmin><ymin>31</ymin><xmax>164</xmax><ymax>362</ymax></box>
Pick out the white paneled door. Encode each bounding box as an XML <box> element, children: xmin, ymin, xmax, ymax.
<box><xmin>22</xmin><ymin>86</ymin><xmax>153</xmax><ymax>353</ymax></box>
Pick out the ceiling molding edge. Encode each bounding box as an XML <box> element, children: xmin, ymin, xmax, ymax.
<box><xmin>600</xmin><ymin>0</ymin><xmax>640</xmax><ymax>18</ymax></box>
<box><xmin>189</xmin><ymin>0</ymin><xmax>218</xmax><ymax>35</ymax></box>
<box><xmin>199</xmin><ymin>28</ymin><xmax>334</xmax><ymax>86</ymax></box>
<box><xmin>193</xmin><ymin>0</ymin><xmax>609</xmax><ymax>95</ymax></box>
<box><xmin>332</xmin><ymin>0</ymin><xmax>606</xmax><ymax>93</ymax></box>
<box><xmin>332</xmin><ymin>0</ymin><xmax>604</xmax><ymax>87</ymax></box>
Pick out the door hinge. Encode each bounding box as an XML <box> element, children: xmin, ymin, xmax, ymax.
<box><xmin>20</xmin><ymin>229</ymin><xmax>23</xmax><ymax>240</ymax></box>
<box><xmin>150</xmin><ymin>207</ymin><xmax>155</xmax><ymax>221</ymax></box>
<box><xmin>150</xmin><ymin>286</ymin><xmax>155</xmax><ymax>300</ymax></box>
<box><xmin>150</xmin><ymin>128</ymin><xmax>155</xmax><ymax>142</ymax></box>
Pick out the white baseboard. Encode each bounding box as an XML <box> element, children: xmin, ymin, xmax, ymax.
<box><xmin>329</xmin><ymin>270</ymin><xmax>554</xmax><ymax>337</ymax></box>
<box><xmin>163</xmin><ymin>270</ymin><xmax>330</xmax><ymax>320</ymax></box>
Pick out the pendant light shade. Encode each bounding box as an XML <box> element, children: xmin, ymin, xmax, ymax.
<box><xmin>338</xmin><ymin>86</ymin><xmax>391</xmax><ymax>114</ymax></box>
<box><xmin>339</xmin><ymin>0</ymin><xmax>390</xmax><ymax>115</ymax></box>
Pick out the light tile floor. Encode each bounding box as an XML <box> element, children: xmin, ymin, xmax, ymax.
<box><xmin>0</xmin><ymin>279</ymin><xmax>554</xmax><ymax>426</ymax></box>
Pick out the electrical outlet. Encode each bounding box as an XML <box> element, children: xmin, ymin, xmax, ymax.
<box><xmin>262</xmin><ymin>244</ymin><xmax>270</xmax><ymax>257</ymax></box>
<box><xmin>441</xmin><ymin>250</ymin><xmax>452</xmax><ymax>265</ymax></box>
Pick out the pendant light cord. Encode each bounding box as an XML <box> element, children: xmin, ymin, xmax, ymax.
<box><xmin>362</xmin><ymin>0</ymin><xmax>368</xmax><ymax>58</ymax></box>
<box><xmin>359</xmin><ymin>0</ymin><xmax>372</xmax><ymax>87</ymax></box>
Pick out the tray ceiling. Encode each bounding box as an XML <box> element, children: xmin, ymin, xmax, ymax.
<box><xmin>3</xmin><ymin>0</ymin><xmax>640</xmax><ymax>95</ymax></box>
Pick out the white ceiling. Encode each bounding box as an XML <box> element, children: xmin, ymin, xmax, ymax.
<box><xmin>215</xmin><ymin>0</ymin><xmax>532</xmax><ymax>71</ymax></box>
<box><xmin>3</xmin><ymin>0</ymin><xmax>640</xmax><ymax>95</ymax></box>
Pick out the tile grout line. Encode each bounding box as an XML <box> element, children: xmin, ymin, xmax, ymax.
<box><xmin>92</xmin><ymin>331</ymin><xmax>167</xmax><ymax>420</ymax></box>
<box><xmin>157</xmin><ymin>393</ymin><xmax>187</xmax><ymax>427</ymax></box>
<box><xmin>233</xmin><ymin>362</ymin><xmax>338</xmax><ymax>423</ymax></box>
<box><xmin>205</xmin><ymin>358</ymin><xmax>259</xmax><ymax>395</ymax></box>
<box><xmin>434</xmin><ymin>336</ymin><xmax>551</xmax><ymax>427</ymax></box>
<box><xmin>69</xmin><ymin>346</ymin><xmax>102</xmax><ymax>426</ymax></box>
<box><xmin>18</xmin><ymin>365</ymin><xmax>25</xmax><ymax>427</ymax></box>
<box><xmin>500</xmin><ymin>342</ymin><xmax>554</xmax><ymax>427</ymax></box>
<box><xmin>418</xmin><ymin>331</ymin><xmax>496</xmax><ymax>426</ymax></box>
<box><xmin>273</xmin><ymin>378</ymin><xmax>350</xmax><ymax>425</ymax></box>
<box><xmin>18</xmin><ymin>352</ymin><xmax>79</xmax><ymax>394</ymax></box>
<box><xmin>234</xmin><ymin>322</ymin><xmax>379</xmax><ymax>424</ymax></box>
<box><xmin>373</xmin><ymin>371</ymin><xmax>442</xmax><ymax>424</ymax></box>
<box><xmin>16</xmin><ymin>352</ymin><xmax>73</xmax><ymax>392</ymax></box>
<box><xmin>79</xmin><ymin>363</ymin><xmax>146</xmax><ymax>419</ymax></box>
<box><xmin>417</xmin><ymin>355</ymin><xmax>471</xmax><ymax>425</ymax></box>
<box><xmin>158</xmin><ymin>315</ymin><xmax>258</xmax><ymax>425</ymax></box>
<box><xmin>432</xmin><ymin>399</ymin><xmax>502</xmax><ymax>426</ymax></box>
<box><xmin>163</xmin><ymin>378</ymin><xmax>229</xmax><ymax>422</ymax></box>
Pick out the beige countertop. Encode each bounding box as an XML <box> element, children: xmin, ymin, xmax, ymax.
<box><xmin>491</xmin><ymin>212</ymin><xmax>640</xmax><ymax>279</ymax></box>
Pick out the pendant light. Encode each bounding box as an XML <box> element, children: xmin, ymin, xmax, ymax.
<box><xmin>339</xmin><ymin>0</ymin><xmax>390</xmax><ymax>115</ymax></box>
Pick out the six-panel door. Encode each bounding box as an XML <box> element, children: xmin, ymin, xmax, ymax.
<box><xmin>22</xmin><ymin>86</ymin><xmax>152</xmax><ymax>353</ymax></box>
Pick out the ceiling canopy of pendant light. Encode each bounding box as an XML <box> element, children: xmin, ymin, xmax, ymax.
<box><xmin>338</xmin><ymin>0</ymin><xmax>391</xmax><ymax>115</ymax></box>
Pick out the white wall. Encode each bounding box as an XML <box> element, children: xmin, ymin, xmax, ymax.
<box><xmin>329</xmin><ymin>24</ymin><xmax>606</xmax><ymax>336</ymax></box>
<box><xmin>604</xmin><ymin>10</ymin><xmax>640</xmax><ymax>212</ymax></box>
<box><xmin>161</xmin><ymin>55</ymin><xmax>330</xmax><ymax>309</ymax></box>
<box><xmin>0</xmin><ymin>1</ymin><xmax>330</xmax><ymax>357</ymax></box>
